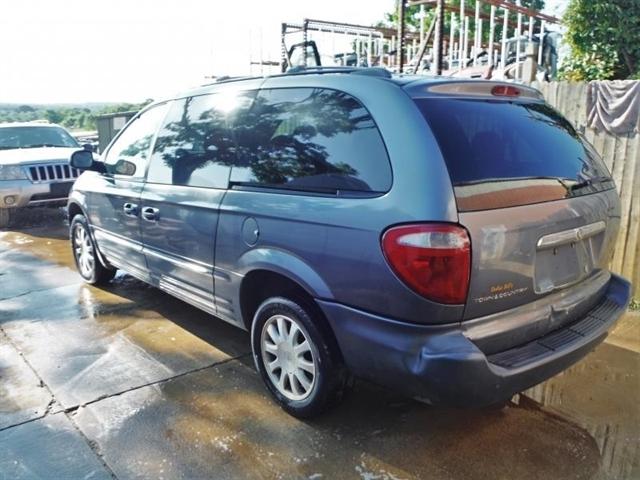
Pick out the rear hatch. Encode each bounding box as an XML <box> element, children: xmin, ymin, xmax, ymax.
<box><xmin>411</xmin><ymin>82</ymin><xmax>619</xmax><ymax>320</ymax></box>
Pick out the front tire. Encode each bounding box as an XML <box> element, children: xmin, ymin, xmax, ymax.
<box><xmin>251</xmin><ymin>296</ymin><xmax>348</xmax><ymax>418</ymax></box>
<box><xmin>70</xmin><ymin>214</ymin><xmax>116</xmax><ymax>285</ymax></box>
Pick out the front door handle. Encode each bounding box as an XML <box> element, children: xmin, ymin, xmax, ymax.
<box><xmin>123</xmin><ymin>202</ymin><xmax>138</xmax><ymax>217</ymax></box>
<box><xmin>141</xmin><ymin>206</ymin><xmax>159</xmax><ymax>222</ymax></box>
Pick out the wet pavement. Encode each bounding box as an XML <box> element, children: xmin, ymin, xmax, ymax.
<box><xmin>0</xmin><ymin>208</ymin><xmax>638</xmax><ymax>480</ymax></box>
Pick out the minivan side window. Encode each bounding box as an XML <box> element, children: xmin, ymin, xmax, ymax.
<box><xmin>231</xmin><ymin>88</ymin><xmax>391</xmax><ymax>194</ymax></box>
<box><xmin>147</xmin><ymin>91</ymin><xmax>255</xmax><ymax>189</ymax></box>
<box><xmin>103</xmin><ymin>103</ymin><xmax>168</xmax><ymax>178</ymax></box>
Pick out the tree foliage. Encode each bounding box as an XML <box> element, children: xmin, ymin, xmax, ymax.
<box><xmin>560</xmin><ymin>0</ymin><xmax>640</xmax><ymax>80</ymax></box>
<box><xmin>0</xmin><ymin>99</ymin><xmax>153</xmax><ymax>131</ymax></box>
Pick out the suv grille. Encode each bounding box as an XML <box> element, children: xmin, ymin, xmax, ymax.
<box><xmin>27</xmin><ymin>163</ymin><xmax>80</xmax><ymax>183</ymax></box>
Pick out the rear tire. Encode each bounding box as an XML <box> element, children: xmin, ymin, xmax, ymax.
<box><xmin>70</xmin><ymin>214</ymin><xmax>116</xmax><ymax>285</ymax></box>
<box><xmin>251</xmin><ymin>296</ymin><xmax>348</xmax><ymax>418</ymax></box>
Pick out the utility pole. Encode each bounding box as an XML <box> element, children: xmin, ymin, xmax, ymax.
<box><xmin>280</xmin><ymin>23</ymin><xmax>288</xmax><ymax>72</ymax></box>
<box><xmin>434</xmin><ymin>0</ymin><xmax>445</xmax><ymax>75</ymax></box>
<box><xmin>397</xmin><ymin>0</ymin><xmax>406</xmax><ymax>72</ymax></box>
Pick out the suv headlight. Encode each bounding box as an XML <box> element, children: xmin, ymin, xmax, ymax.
<box><xmin>0</xmin><ymin>165</ymin><xmax>28</xmax><ymax>180</ymax></box>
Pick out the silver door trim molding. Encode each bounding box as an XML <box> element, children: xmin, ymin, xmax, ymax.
<box><xmin>143</xmin><ymin>247</ymin><xmax>213</xmax><ymax>275</ymax></box>
<box><xmin>158</xmin><ymin>277</ymin><xmax>216</xmax><ymax>315</ymax></box>
<box><xmin>93</xmin><ymin>226</ymin><xmax>143</xmax><ymax>249</ymax></box>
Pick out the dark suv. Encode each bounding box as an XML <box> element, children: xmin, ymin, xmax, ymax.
<box><xmin>67</xmin><ymin>68</ymin><xmax>631</xmax><ymax>417</ymax></box>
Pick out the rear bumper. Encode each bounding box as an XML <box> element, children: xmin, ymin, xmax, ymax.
<box><xmin>318</xmin><ymin>273</ymin><xmax>631</xmax><ymax>407</ymax></box>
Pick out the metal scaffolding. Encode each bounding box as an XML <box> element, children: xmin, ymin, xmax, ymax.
<box><xmin>279</xmin><ymin>18</ymin><xmax>422</xmax><ymax>72</ymax></box>
<box><xmin>401</xmin><ymin>0</ymin><xmax>561</xmax><ymax>80</ymax></box>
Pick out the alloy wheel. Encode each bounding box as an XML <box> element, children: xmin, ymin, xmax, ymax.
<box><xmin>260</xmin><ymin>314</ymin><xmax>317</xmax><ymax>401</ymax></box>
<box><xmin>73</xmin><ymin>224</ymin><xmax>95</xmax><ymax>278</ymax></box>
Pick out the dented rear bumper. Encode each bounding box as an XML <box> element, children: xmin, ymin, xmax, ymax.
<box><xmin>318</xmin><ymin>273</ymin><xmax>631</xmax><ymax>406</ymax></box>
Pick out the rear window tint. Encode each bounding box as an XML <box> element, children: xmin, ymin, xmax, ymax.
<box><xmin>230</xmin><ymin>88</ymin><xmax>391</xmax><ymax>194</ymax></box>
<box><xmin>415</xmin><ymin>98</ymin><xmax>613</xmax><ymax>211</ymax></box>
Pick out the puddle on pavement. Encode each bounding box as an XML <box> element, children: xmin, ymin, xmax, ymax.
<box><xmin>1</xmin><ymin>210</ymin><xmax>249</xmax><ymax>409</ymax></box>
<box><xmin>0</xmin><ymin>333</ymin><xmax>55</xmax><ymax>429</ymax></box>
<box><xmin>522</xmin><ymin>332</ymin><xmax>640</xmax><ymax>480</ymax></box>
<box><xmin>75</xmin><ymin>360</ymin><xmax>605</xmax><ymax>480</ymax></box>
<box><xmin>0</xmin><ymin>276</ymin><xmax>248</xmax><ymax>408</ymax></box>
<box><xmin>0</xmin><ymin>209</ymin><xmax>73</xmax><ymax>270</ymax></box>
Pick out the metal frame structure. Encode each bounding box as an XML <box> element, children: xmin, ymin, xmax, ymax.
<box><xmin>402</xmin><ymin>0</ymin><xmax>560</xmax><ymax>79</ymax></box>
<box><xmin>279</xmin><ymin>18</ymin><xmax>423</xmax><ymax>73</ymax></box>
<box><xmin>253</xmin><ymin>1</ymin><xmax>560</xmax><ymax>80</ymax></box>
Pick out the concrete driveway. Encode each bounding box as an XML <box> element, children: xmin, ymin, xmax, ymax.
<box><xmin>1</xmin><ymin>209</ymin><xmax>638</xmax><ymax>480</ymax></box>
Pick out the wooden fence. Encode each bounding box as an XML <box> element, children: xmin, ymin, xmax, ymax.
<box><xmin>531</xmin><ymin>81</ymin><xmax>639</xmax><ymax>299</ymax></box>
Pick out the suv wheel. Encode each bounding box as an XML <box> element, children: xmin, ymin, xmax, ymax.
<box><xmin>251</xmin><ymin>296</ymin><xmax>348</xmax><ymax>418</ymax></box>
<box><xmin>70</xmin><ymin>214</ymin><xmax>116</xmax><ymax>284</ymax></box>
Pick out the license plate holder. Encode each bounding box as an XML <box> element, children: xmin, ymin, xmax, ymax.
<box><xmin>50</xmin><ymin>182</ymin><xmax>73</xmax><ymax>197</ymax></box>
<box><xmin>534</xmin><ymin>240</ymin><xmax>595</xmax><ymax>293</ymax></box>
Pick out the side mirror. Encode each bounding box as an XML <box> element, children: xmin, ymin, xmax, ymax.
<box><xmin>113</xmin><ymin>159</ymin><xmax>136</xmax><ymax>176</ymax></box>
<box><xmin>82</xmin><ymin>143</ymin><xmax>95</xmax><ymax>153</ymax></box>
<box><xmin>70</xmin><ymin>150</ymin><xmax>105</xmax><ymax>173</ymax></box>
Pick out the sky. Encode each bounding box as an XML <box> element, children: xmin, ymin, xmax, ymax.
<box><xmin>0</xmin><ymin>0</ymin><xmax>567</xmax><ymax>105</ymax></box>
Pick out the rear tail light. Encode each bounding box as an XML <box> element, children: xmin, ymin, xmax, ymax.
<box><xmin>381</xmin><ymin>224</ymin><xmax>471</xmax><ymax>304</ymax></box>
<box><xmin>491</xmin><ymin>85</ymin><xmax>521</xmax><ymax>97</ymax></box>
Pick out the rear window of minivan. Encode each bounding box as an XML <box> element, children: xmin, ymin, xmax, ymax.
<box><xmin>415</xmin><ymin>98</ymin><xmax>614</xmax><ymax>211</ymax></box>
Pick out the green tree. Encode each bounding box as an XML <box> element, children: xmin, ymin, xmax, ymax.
<box><xmin>560</xmin><ymin>0</ymin><xmax>640</xmax><ymax>80</ymax></box>
<box><xmin>44</xmin><ymin>109</ymin><xmax>64</xmax><ymax>124</ymax></box>
<box><xmin>0</xmin><ymin>101</ymin><xmax>152</xmax><ymax>131</ymax></box>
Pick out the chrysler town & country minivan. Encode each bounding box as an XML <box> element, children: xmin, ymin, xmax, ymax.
<box><xmin>67</xmin><ymin>68</ymin><xmax>632</xmax><ymax>417</ymax></box>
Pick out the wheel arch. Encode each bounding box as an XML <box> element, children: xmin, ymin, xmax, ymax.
<box><xmin>238</xmin><ymin>267</ymin><xmax>343</xmax><ymax>363</ymax></box>
<box><xmin>67</xmin><ymin>201</ymin><xmax>85</xmax><ymax>223</ymax></box>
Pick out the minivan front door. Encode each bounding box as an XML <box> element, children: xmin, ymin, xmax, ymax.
<box><xmin>87</xmin><ymin>104</ymin><xmax>169</xmax><ymax>280</ymax></box>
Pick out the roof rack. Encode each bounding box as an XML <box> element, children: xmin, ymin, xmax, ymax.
<box><xmin>196</xmin><ymin>66</ymin><xmax>393</xmax><ymax>91</ymax></box>
<box><xmin>284</xmin><ymin>65</ymin><xmax>392</xmax><ymax>79</ymax></box>
<box><xmin>200</xmin><ymin>75</ymin><xmax>256</xmax><ymax>87</ymax></box>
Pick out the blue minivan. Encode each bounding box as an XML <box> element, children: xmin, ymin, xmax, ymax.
<box><xmin>68</xmin><ymin>68</ymin><xmax>631</xmax><ymax>417</ymax></box>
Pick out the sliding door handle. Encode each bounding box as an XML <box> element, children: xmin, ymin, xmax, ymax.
<box><xmin>141</xmin><ymin>206</ymin><xmax>159</xmax><ymax>222</ymax></box>
<box><xmin>123</xmin><ymin>203</ymin><xmax>138</xmax><ymax>217</ymax></box>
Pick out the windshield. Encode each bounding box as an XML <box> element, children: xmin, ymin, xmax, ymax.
<box><xmin>415</xmin><ymin>98</ymin><xmax>613</xmax><ymax>211</ymax></box>
<box><xmin>0</xmin><ymin>126</ymin><xmax>79</xmax><ymax>150</ymax></box>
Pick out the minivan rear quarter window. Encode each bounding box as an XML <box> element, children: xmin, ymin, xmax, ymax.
<box><xmin>231</xmin><ymin>88</ymin><xmax>391</xmax><ymax>194</ymax></box>
<box><xmin>415</xmin><ymin>98</ymin><xmax>613</xmax><ymax>211</ymax></box>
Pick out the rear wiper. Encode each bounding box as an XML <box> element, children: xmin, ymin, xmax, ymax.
<box><xmin>454</xmin><ymin>175</ymin><xmax>575</xmax><ymax>187</ymax></box>
<box><xmin>569</xmin><ymin>176</ymin><xmax>611</xmax><ymax>191</ymax></box>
